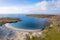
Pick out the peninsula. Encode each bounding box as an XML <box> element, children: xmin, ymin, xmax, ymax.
<box><xmin>0</xmin><ymin>17</ymin><xmax>20</xmax><ymax>26</ymax></box>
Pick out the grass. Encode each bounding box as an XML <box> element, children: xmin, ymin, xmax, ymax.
<box><xmin>41</xmin><ymin>26</ymin><xmax>60</xmax><ymax>40</ymax></box>
<box><xmin>27</xmin><ymin>26</ymin><xmax>60</xmax><ymax>40</ymax></box>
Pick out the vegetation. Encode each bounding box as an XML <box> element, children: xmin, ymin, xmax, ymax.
<box><xmin>26</xmin><ymin>15</ymin><xmax>60</xmax><ymax>40</ymax></box>
<box><xmin>0</xmin><ymin>17</ymin><xmax>20</xmax><ymax>26</ymax></box>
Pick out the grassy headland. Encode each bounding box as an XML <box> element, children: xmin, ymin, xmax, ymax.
<box><xmin>27</xmin><ymin>14</ymin><xmax>60</xmax><ymax>40</ymax></box>
<box><xmin>0</xmin><ymin>17</ymin><xmax>20</xmax><ymax>26</ymax></box>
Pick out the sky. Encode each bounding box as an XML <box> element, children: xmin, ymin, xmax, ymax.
<box><xmin>0</xmin><ymin>0</ymin><xmax>60</xmax><ymax>14</ymax></box>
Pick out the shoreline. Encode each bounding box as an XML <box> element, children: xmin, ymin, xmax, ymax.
<box><xmin>4</xmin><ymin>23</ymin><xmax>42</xmax><ymax>32</ymax></box>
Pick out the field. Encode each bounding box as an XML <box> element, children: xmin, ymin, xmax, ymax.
<box><xmin>27</xmin><ymin>14</ymin><xmax>60</xmax><ymax>40</ymax></box>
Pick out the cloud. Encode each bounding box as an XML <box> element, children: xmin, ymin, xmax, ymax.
<box><xmin>0</xmin><ymin>0</ymin><xmax>60</xmax><ymax>14</ymax></box>
<box><xmin>0</xmin><ymin>7</ymin><xmax>18</xmax><ymax>13</ymax></box>
<box><xmin>47</xmin><ymin>0</ymin><xmax>60</xmax><ymax>10</ymax></box>
<box><xmin>35</xmin><ymin>1</ymin><xmax>48</xmax><ymax>10</ymax></box>
<box><xmin>45</xmin><ymin>0</ymin><xmax>60</xmax><ymax>14</ymax></box>
<box><xmin>0</xmin><ymin>1</ymin><xmax>48</xmax><ymax>14</ymax></box>
<box><xmin>0</xmin><ymin>6</ymin><xmax>31</xmax><ymax>13</ymax></box>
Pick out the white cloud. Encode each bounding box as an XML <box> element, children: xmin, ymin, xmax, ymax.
<box><xmin>35</xmin><ymin>1</ymin><xmax>48</xmax><ymax>10</ymax></box>
<box><xmin>0</xmin><ymin>7</ymin><xmax>18</xmax><ymax>13</ymax></box>
<box><xmin>0</xmin><ymin>0</ymin><xmax>60</xmax><ymax>14</ymax></box>
<box><xmin>0</xmin><ymin>1</ymin><xmax>48</xmax><ymax>14</ymax></box>
<box><xmin>0</xmin><ymin>6</ymin><xmax>31</xmax><ymax>14</ymax></box>
<box><xmin>55</xmin><ymin>1</ymin><xmax>60</xmax><ymax>9</ymax></box>
<box><xmin>47</xmin><ymin>0</ymin><xmax>60</xmax><ymax>10</ymax></box>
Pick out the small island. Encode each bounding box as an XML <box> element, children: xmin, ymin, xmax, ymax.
<box><xmin>0</xmin><ymin>17</ymin><xmax>20</xmax><ymax>26</ymax></box>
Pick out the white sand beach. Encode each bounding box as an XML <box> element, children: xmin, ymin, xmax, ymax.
<box><xmin>4</xmin><ymin>23</ymin><xmax>42</xmax><ymax>32</ymax></box>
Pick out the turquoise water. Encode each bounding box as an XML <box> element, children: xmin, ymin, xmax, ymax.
<box><xmin>9</xmin><ymin>14</ymin><xmax>50</xmax><ymax>30</ymax></box>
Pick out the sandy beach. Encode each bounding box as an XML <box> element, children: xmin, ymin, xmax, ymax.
<box><xmin>4</xmin><ymin>23</ymin><xmax>42</xmax><ymax>32</ymax></box>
